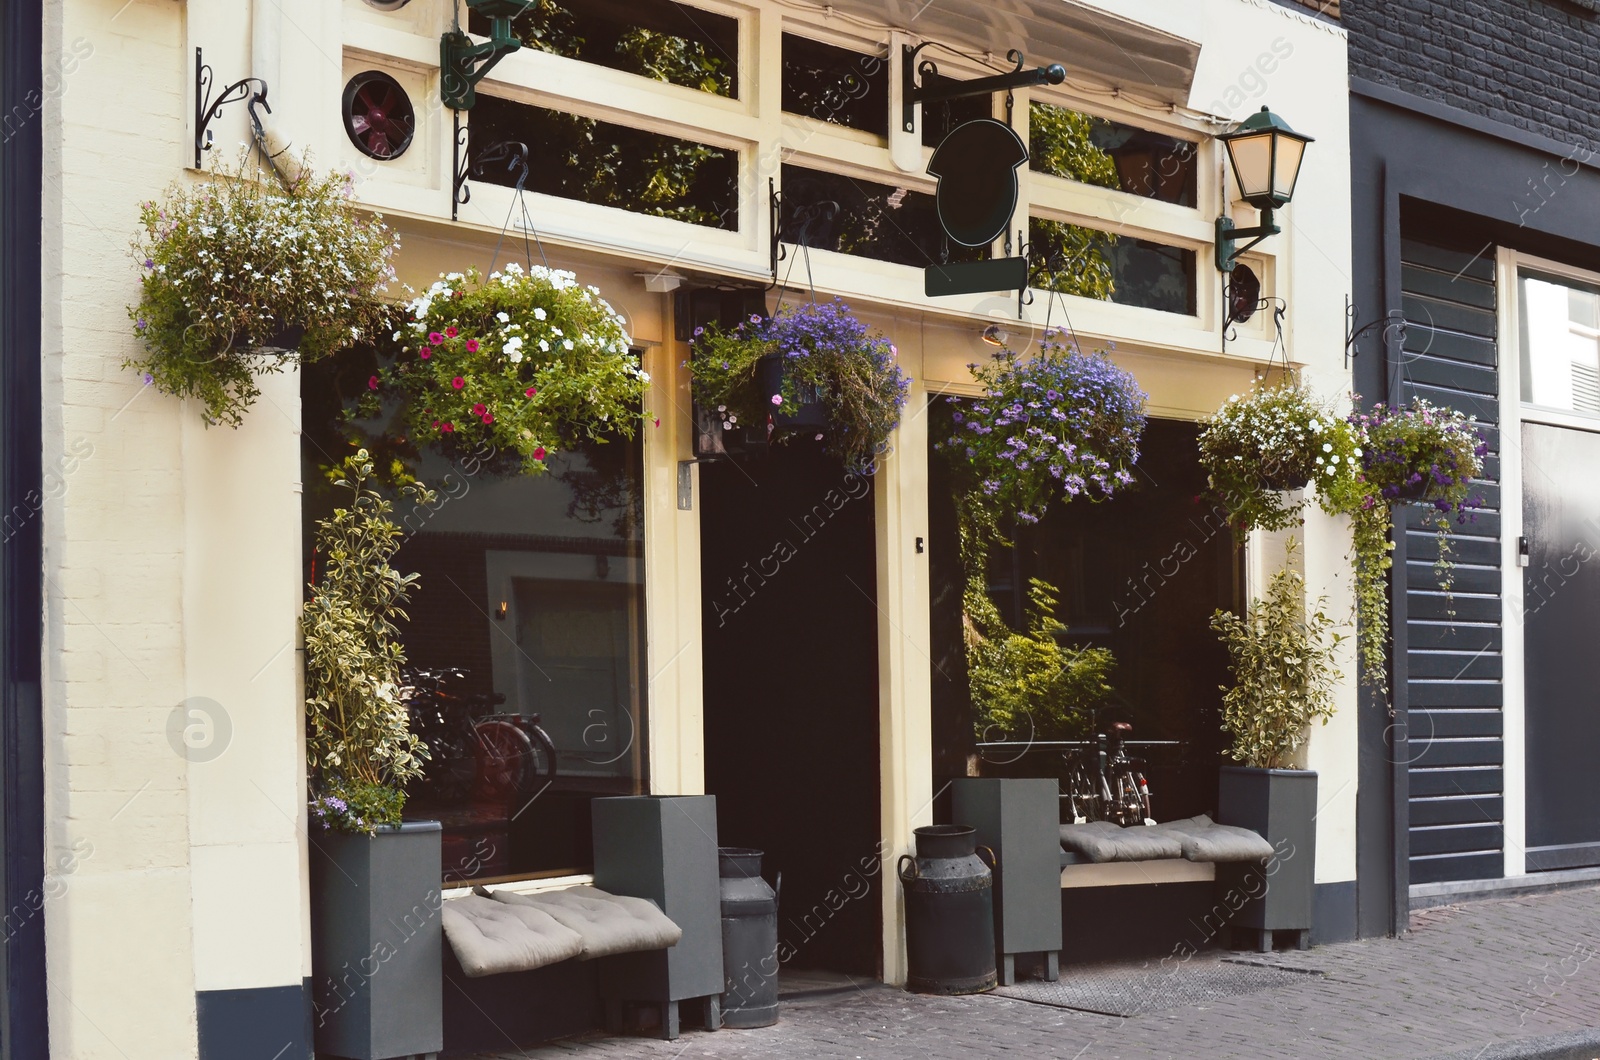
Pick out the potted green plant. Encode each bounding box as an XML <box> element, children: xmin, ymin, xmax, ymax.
<box><xmin>689</xmin><ymin>299</ymin><xmax>910</xmax><ymax>474</ymax></box>
<box><xmin>1209</xmin><ymin>543</ymin><xmax>1343</xmax><ymax>950</ymax></box>
<box><xmin>1198</xmin><ymin>380</ymin><xmax>1362</xmax><ymax>533</ymax></box>
<box><xmin>368</xmin><ymin>263</ymin><xmax>650</xmax><ymax>475</ymax></box>
<box><xmin>127</xmin><ymin>154</ymin><xmax>400</xmax><ymax>426</ymax></box>
<box><xmin>304</xmin><ymin>450</ymin><xmax>444</xmax><ymax>1060</ymax></box>
<box><xmin>1328</xmin><ymin>400</ymin><xmax>1486</xmax><ymax>690</ymax></box>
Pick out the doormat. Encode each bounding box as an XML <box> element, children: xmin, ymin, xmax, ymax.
<box><xmin>987</xmin><ymin>958</ymin><xmax>1323</xmax><ymax>1017</ymax></box>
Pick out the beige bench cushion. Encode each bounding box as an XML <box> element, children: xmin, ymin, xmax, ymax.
<box><xmin>493</xmin><ymin>886</ymin><xmax>682</xmax><ymax>959</ymax></box>
<box><xmin>441</xmin><ymin>895</ymin><xmax>584</xmax><ymax>978</ymax></box>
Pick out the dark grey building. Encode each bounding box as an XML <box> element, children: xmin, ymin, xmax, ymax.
<box><xmin>1346</xmin><ymin>0</ymin><xmax>1600</xmax><ymax>937</ymax></box>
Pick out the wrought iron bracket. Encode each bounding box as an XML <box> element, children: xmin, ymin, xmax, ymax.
<box><xmin>1344</xmin><ymin>294</ymin><xmax>1406</xmax><ymax>368</ymax></box>
<box><xmin>767</xmin><ymin>180</ymin><xmax>838</xmax><ymax>288</ymax></box>
<box><xmin>901</xmin><ymin>45</ymin><xmax>1064</xmax><ymax>135</ymax></box>
<box><xmin>769</xmin><ymin>179</ymin><xmax>785</xmax><ymax>282</ymax></box>
<box><xmin>193</xmin><ymin>47</ymin><xmax>271</xmax><ymax>169</ymax></box>
<box><xmin>451</xmin><ymin>111</ymin><xmax>529</xmax><ymax>221</ymax></box>
<box><xmin>440</xmin><ymin>17</ymin><xmax>523</xmax><ymax>111</ymax></box>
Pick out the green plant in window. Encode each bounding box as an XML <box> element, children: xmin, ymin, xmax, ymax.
<box><xmin>1026</xmin><ymin>102</ymin><xmax>1118</xmax><ymax>301</ymax></box>
<box><xmin>1028</xmin><ymin>102</ymin><xmax>1119</xmax><ymax>189</ymax></box>
<box><xmin>965</xmin><ymin>573</ymin><xmax>1116</xmax><ymax>742</ymax></box>
<box><xmin>1211</xmin><ymin>542</ymin><xmax>1344</xmax><ymax>770</ymax></box>
<box><xmin>127</xmin><ymin>152</ymin><xmax>400</xmax><ymax>427</ymax></box>
<box><xmin>304</xmin><ymin>450</ymin><xmax>434</xmax><ymax>834</ymax></box>
<box><xmin>614</xmin><ymin>26</ymin><xmax>732</xmax><ymax>95</ymax></box>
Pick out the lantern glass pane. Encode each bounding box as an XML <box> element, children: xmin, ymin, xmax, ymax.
<box><xmin>1272</xmin><ymin>135</ymin><xmax>1306</xmax><ymax>200</ymax></box>
<box><xmin>1226</xmin><ymin>131</ymin><xmax>1274</xmax><ymax>199</ymax></box>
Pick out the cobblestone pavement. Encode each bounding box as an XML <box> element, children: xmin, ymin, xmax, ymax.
<box><xmin>470</xmin><ymin>885</ymin><xmax>1600</xmax><ymax>1059</ymax></box>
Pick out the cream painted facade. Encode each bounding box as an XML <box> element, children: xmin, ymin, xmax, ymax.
<box><xmin>36</xmin><ymin>0</ymin><xmax>1352</xmax><ymax>1056</ymax></box>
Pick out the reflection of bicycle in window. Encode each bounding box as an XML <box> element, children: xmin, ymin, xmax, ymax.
<box><xmin>1063</xmin><ymin>715</ymin><xmax>1153</xmax><ymax>827</ymax></box>
<box><xmin>402</xmin><ymin>667</ymin><xmax>557</xmax><ymax>805</ymax></box>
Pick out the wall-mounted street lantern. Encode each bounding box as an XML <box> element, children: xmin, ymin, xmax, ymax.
<box><xmin>1214</xmin><ymin>106</ymin><xmax>1313</xmax><ymax>273</ymax></box>
<box><xmin>441</xmin><ymin>0</ymin><xmax>533</xmax><ymax>110</ymax></box>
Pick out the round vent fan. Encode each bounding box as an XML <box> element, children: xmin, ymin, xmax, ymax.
<box><xmin>342</xmin><ymin>71</ymin><xmax>415</xmax><ymax>160</ymax></box>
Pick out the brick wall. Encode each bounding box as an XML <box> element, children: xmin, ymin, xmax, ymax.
<box><xmin>1346</xmin><ymin>0</ymin><xmax>1600</xmax><ymax>152</ymax></box>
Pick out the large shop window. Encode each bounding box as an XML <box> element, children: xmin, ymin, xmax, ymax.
<box><xmin>1028</xmin><ymin>217</ymin><xmax>1197</xmax><ymax>316</ymax></box>
<box><xmin>303</xmin><ymin>353</ymin><xmax>647</xmax><ymax>884</ymax></box>
<box><xmin>781</xmin><ymin>33</ymin><xmax>889</xmax><ymax>136</ymax></box>
<box><xmin>472</xmin><ymin>0</ymin><xmax>739</xmax><ymax>98</ymax></box>
<box><xmin>1029</xmin><ymin>100</ymin><xmax>1198</xmax><ymax>207</ymax></box>
<box><xmin>1520</xmin><ymin>270</ymin><xmax>1600</xmax><ymax>416</ymax></box>
<box><xmin>928</xmin><ymin>411</ymin><xmax>1239</xmax><ymax>823</ymax></box>
<box><xmin>471</xmin><ymin>96</ymin><xmax>738</xmax><ymax>230</ymax></box>
<box><xmin>779</xmin><ymin>164</ymin><xmax>985</xmax><ymax>270</ymax></box>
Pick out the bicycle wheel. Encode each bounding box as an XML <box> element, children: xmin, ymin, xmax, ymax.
<box><xmin>1062</xmin><ymin>754</ymin><xmax>1097</xmax><ymax>822</ymax></box>
<box><xmin>526</xmin><ymin>723</ymin><xmax>557</xmax><ymax>785</ymax></box>
<box><xmin>472</xmin><ymin>720</ymin><xmax>535</xmax><ymax>804</ymax></box>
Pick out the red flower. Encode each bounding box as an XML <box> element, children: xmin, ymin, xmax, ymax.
<box><xmin>428</xmin><ymin>332</ymin><xmax>444</xmax><ymax>345</ymax></box>
<box><xmin>452</xmin><ymin>377</ymin><xmax>465</xmax><ymax>390</ymax></box>
<box><xmin>368</xmin><ymin>376</ymin><xmax>379</xmax><ymax>391</ymax></box>
<box><xmin>465</xmin><ymin>339</ymin><xmax>479</xmax><ymax>353</ymax></box>
<box><xmin>471</xmin><ymin>403</ymin><xmax>487</xmax><ymax>416</ymax></box>
<box><xmin>441</xmin><ymin>422</ymin><xmax>455</xmax><ymax>433</ymax></box>
<box><xmin>653</xmin><ymin>417</ymin><xmax>661</xmax><ymax>428</ymax></box>
<box><xmin>525</xmin><ymin>386</ymin><xmax>538</xmax><ymax>398</ymax></box>
<box><xmin>445</xmin><ymin>326</ymin><xmax>458</xmax><ymax>338</ymax></box>
<box><xmin>482</xmin><ymin>414</ymin><xmax>494</xmax><ymax>425</ymax></box>
<box><xmin>419</xmin><ymin>350</ymin><xmax>431</xmax><ymax>360</ymax></box>
<box><xmin>533</xmin><ymin>446</ymin><xmax>547</xmax><ymax>461</ymax></box>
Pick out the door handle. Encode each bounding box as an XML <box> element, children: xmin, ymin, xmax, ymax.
<box><xmin>1518</xmin><ymin>536</ymin><xmax>1531</xmax><ymax>568</ymax></box>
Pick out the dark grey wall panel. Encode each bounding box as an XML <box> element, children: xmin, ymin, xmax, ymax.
<box><xmin>1397</xmin><ymin>232</ymin><xmax>1506</xmax><ymax>887</ymax></box>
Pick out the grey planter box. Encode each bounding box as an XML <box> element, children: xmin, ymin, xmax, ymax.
<box><xmin>310</xmin><ymin>821</ymin><xmax>443</xmax><ymax>1060</ymax></box>
<box><xmin>592</xmin><ymin>795</ymin><xmax>724</xmax><ymax>1039</ymax></box>
<box><xmin>951</xmin><ymin>778</ymin><xmax>1061</xmax><ymax>984</ymax></box>
<box><xmin>1215</xmin><ymin>767</ymin><xmax>1316</xmax><ymax>950</ymax></box>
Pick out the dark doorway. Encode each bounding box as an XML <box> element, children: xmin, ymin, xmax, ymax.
<box><xmin>1522</xmin><ymin>421</ymin><xmax>1600</xmax><ymax>870</ymax></box>
<box><xmin>700</xmin><ymin>437</ymin><xmax>882</xmax><ymax>977</ymax></box>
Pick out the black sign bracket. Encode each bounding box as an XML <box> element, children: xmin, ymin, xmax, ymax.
<box><xmin>901</xmin><ymin>44</ymin><xmax>1065</xmax><ymax>135</ymax></box>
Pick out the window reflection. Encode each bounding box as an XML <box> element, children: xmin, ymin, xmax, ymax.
<box><xmin>303</xmin><ymin>353</ymin><xmax>646</xmax><ymax>883</ymax></box>
<box><xmin>1030</xmin><ymin>101</ymin><xmax>1198</xmax><ymax>207</ymax></box>
<box><xmin>1029</xmin><ymin>217</ymin><xmax>1197</xmax><ymax>316</ymax></box>
<box><xmin>1521</xmin><ymin>271</ymin><xmax>1600</xmax><ymax>416</ymax></box>
<box><xmin>782</xmin><ymin>34</ymin><xmax>888</xmax><ymax>136</ymax></box>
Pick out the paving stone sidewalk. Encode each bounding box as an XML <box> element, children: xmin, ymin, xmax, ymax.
<box><xmin>471</xmin><ymin>884</ymin><xmax>1600</xmax><ymax>1059</ymax></box>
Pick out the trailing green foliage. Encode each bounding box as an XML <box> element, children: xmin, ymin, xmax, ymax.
<box><xmin>304</xmin><ymin>450</ymin><xmax>432</xmax><ymax>833</ymax></box>
<box><xmin>127</xmin><ymin>154</ymin><xmax>399</xmax><ymax>427</ymax></box>
<box><xmin>1211</xmin><ymin>544</ymin><xmax>1344</xmax><ymax>770</ymax></box>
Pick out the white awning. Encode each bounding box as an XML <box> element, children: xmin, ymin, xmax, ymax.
<box><xmin>823</xmin><ymin>0</ymin><xmax>1203</xmax><ymax>106</ymax></box>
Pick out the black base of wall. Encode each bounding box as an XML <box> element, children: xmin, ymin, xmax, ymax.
<box><xmin>196</xmin><ymin>981</ymin><xmax>312</xmax><ymax>1060</ymax></box>
<box><xmin>442</xmin><ymin>948</ymin><xmax>600</xmax><ymax>1056</ymax></box>
<box><xmin>1060</xmin><ymin>882</ymin><xmax>1226</xmax><ymax>966</ymax></box>
<box><xmin>1314</xmin><ymin>880</ymin><xmax>1358</xmax><ymax>945</ymax></box>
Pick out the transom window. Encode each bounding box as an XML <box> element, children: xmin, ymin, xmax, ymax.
<box><xmin>1520</xmin><ymin>270</ymin><xmax>1600</xmax><ymax>417</ymax></box>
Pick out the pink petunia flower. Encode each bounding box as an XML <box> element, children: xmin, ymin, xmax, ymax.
<box><xmin>533</xmin><ymin>446</ymin><xmax>547</xmax><ymax>461</ymax></box>
<box><xmin>472</xmin><ymin>403</ymin><xmax>487</xmax><ymax>416</ymax></box>
<box><xmin>368</xmin><ymin>376</ymin><xmax>379</xmax><ymax>391</ymax></box>
<box><xmin>482</xmin><ymin>414</ymin><xmax>493</xmax><ymax>425</ymax></box>
<box><xmin>445</xmin><ymin>327</ymin><xmax>458</xmax><ymax>338</ymax></box>
<box><xmin>441</xmin><ymin>422</ymin><xmax>454</xmax><ymax>433</ymax></box>
<box><xmin>420</xmin><ymin>350</ymin><xmax>431</xmax><ymax>359</ymax></box>
<box><xmin>466</xmin><ymin>339</ymin><xmax>479</xmax><ymax>353</ymax></box>
<box><xmin>525</xmin><ymin>386</ymin><xmax>538</xmax><ymax>398</ymax></box>
<box><xmin>452</xmin><ymin>377</ymin><xmax>465</xmax><ymax>389</ymax></box>
<box><xmin>771</xmin><ymin>394</ymin><xmax>783</xmax><ymax>405</ymax></box>
<box><xmin>428</xmin><ymin>332</ymin><xmax>444</xmax><ymax>345</ymax></box>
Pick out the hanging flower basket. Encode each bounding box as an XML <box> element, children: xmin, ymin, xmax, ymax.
<box><xmin>367</xmin><ymin>264</ymin><xmax>649</xmax><ymax>475</ymax></box>
<box><xmin>938</xmin><ymin>332</ymin><xmax>1147</xmax><ymax>525</ymax></box>
<box><xmin>689</xmin><ymin>299</ymin><xmax>909</xmax><ymax>474</ymax></box>
<box><xmin>126</xmin><ymin>154</ymin><xmax>400</xmax><ymax>427</ymax></box>
<box><xmin>1198</xmin><ymin>380</ymin><xmax>1362</xmax><ymax>533</ymax></box>
<box><xmin>1323</xmin><ymin>398</ymin><xmax>1486</xmax><ymax>692</ymax></box>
